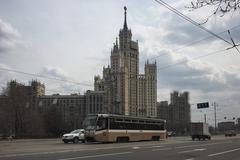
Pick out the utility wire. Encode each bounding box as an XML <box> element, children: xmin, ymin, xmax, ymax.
<box><xmin>157</xmin><ymin>48</ymin><xmax>227</xmax><ymax>71</ymax></box>
<box><xmin>0</xmin><ymin>67</ymin><xmax>92</xmax><ymax>87</ymax></box>
<box><xmin>154</xmin><ymin>0</ymin><xmax>232</xmax><ymax>46</ymax></box>
<box><xmin>141</xmin><ymin>24</ymin><xmax>240</xmax><ymax>63</ymax></box>
<box><xmin>227</xmin><ymin>30</ymin><xmax>240</xmax><ymax>54</ymax></box>
<box><xmin>0</xmin><ymin>82</ymin><xmax>82</xmax><ymax>95</ymax></box>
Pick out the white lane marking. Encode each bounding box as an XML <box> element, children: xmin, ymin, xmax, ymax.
<box><xmin>175</xmin><ymin>141</ymin><xmax>232</xmax><ymax>149</ymax></box>
<box><xmin>0</xmin><ymin>143</ymin><xmax>163</xmax><ymax>158</ymax></box>
<box><xmin>150</xmin><ymin>145</ymin><xmax>164</xmax><ymax>148</ymax></box>
<box><xmin>132</xmin><ymin>146</ymin><xmax>140</xmax><ymax>149</ymax></box>
<box><xmin>208</xmin><ymin>148</ymin><xmax>240</xmax><ymax>157</ymax></box>
<box><xmin>57</xmin><ymin>151</ymin><xmax>132</xmax><ymax>160</ymax></box>
<box><xmin>152</xmin><ymin>147</ymin><xmax>172</xmax><ymax>151</ymax></box>
<box><xmin>185</xmin><ymin>158</ymin><xmax>195</xmax><ymax>160</ymax></box>
<box><xmin>178</xmin><ymin>148</ymin><xmax>206</xmax><ymax>154</ymax></box>
<box><xmin>0</xmin><ymin>150</ymin><xmax>75</xmax><ymax>158</ymax></box>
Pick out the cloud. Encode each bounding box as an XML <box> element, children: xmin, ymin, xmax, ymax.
<box><xmin>40</xmin><ymin>66</ymin><xmax>69</xmax><ymax>81</ymax></box>
<box><xmin>40</xmin><ymin>66</ymin><xmax>91</xmax><ymax>95</ymax></box>
<box><xmin>154</xmin><ymin>49</ymin><xmax>240</xmax><ymax>92</ymax></box>
<box><xmin>131</xmin><ymin>3</ymin><xmax>240</xmax><ymax>95</ymax></box>
<box><xmin>0</xmin><ymin>18</ymin><xmax>20</xmax><ymax>53</ymax></box>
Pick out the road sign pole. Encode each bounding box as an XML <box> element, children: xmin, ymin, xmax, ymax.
<box><xmin>213</xmin><ymin>102</ymin><xmax>217</xmax><ymax>135</ymax></box>
<box><xmin>204</xmin><ymin>114</ymin><xmax>206</xmax><ymax>123</ymax></box>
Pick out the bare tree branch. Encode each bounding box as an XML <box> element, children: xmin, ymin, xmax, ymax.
<box><xmin>188</xmin><ymin>0</ymin><xmax>240</xmax><ymax>23</ymax></box>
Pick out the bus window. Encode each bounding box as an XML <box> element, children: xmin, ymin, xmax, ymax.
<box><xmin>96</xmin><ymin>118</ymin><xmax>107</xmax><ymax>130</ymax></box>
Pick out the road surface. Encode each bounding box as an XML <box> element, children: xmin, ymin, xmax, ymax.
<box><xmin>0</xmin><ymin>135</ymin><xmax>240</xmax><ymax>160</ymax></box>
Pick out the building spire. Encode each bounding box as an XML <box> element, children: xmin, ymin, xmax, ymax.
<box><xmin>123</xmin><ymin>6</ymin><xmax>128</xmax><ymax>30</ymax></box>
<box><xmin>116</xmin><ymin>37</ymin><xmax>118</xmax><ymax>47</ymax></box>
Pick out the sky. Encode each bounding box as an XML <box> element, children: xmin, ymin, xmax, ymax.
<box><xmin>0</xmin><ymin>0</ymin><xmax>240</xmax><ymax>125</ymax></box>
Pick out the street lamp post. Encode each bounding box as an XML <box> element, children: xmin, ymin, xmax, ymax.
<box><xmin>212</xmin><ymin>102</ymin><xmax>217</xmax><ymax>135</ymax></box>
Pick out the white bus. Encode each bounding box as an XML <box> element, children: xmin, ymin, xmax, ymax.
<box><xmin>83</xmin><ymin>114</ymin><xmax>166</xmax><ymax>142</ymax></box>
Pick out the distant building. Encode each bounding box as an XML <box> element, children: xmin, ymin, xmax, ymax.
<box><xmin>237</xmin><ymin>118</ymin><xmax>240</xmax><ymax>132</ymax></box>
<box><xmin>94</xmin><ymin>7</ymin><xmax>157</xmax><ymax>117</ymax></box>
<box><xmin>0</xmin><ymin>95</ymin><xmax>8</xmax><ymax>135</ymax></box>
<box><xmin>0</xmin><ymin>80</ymin><xmax>106</xmax><ymax>137</ymax></box>
<box><xmin>157</xmin><ymin>91</ymin><xmax>191</xmax><ymax>135</ymax></box>
<box><xmin>218</xmin><ymin>121</ymin><xmax>235</xmax><ymax>133</ymax></box>
<box><xmin>37</xmin><ymin>94</ymin><xmax>87</xmax><ymax>130</ymax></box>
<box><xmin>157</xmin><ymin>101</ymin><xmax>169</xmax><ymax>121</ymax></box>
<box><xmin>0</xmin><ymin>80</ymin><xmax>45</xmax><ymax>137</ymax></box>
<box><xmin>85</xmin><ymin>90</ymin><xmax>105</xmax><ymax>115</ymax></box>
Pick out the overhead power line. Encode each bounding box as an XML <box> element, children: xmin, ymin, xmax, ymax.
<box><xmin>157</xmin><ymin>48</ymin><xmax>227</xmax><ymax>71</ymax></box>
<box><xmin>227</xmin><ymin>30</ymin><xmax>240</xmax><ymax>54</ymax></box>
<box><xmin>142</xmin><ymin>24</ymin><xmax>240</xmax><ymax>63</ymax></box>
<box><xmin>0</xmin><ymin>82</ymin><xmax>82</xmax><ymax>95</ymax></box>
<box><xmin>0</xmin><ymin>67</ymin><xmax>92</xmax><ymax>87</ymax></box>
<box><xmin>154</xmin><ymin>0</ymin><xmax>232</xmax><ymax>46</ymax></box>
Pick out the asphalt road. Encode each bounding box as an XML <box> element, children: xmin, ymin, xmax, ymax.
<box><xmin>0</xmin><ymin>135</ymin><xmax>240</xmax><ymax>160</ymax></box>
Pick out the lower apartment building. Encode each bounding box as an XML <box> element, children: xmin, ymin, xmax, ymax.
<box><xmin>157</xmin><ymin>91</ymin><xmax>191</xmax><ymax>135</ymax></box>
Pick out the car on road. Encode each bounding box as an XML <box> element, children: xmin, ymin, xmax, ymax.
<box><xmin>167</xmin><ymin>131</ymin><xmax>176</xmax><ymax>137</ymax></box>
<box><xmin>62</xmin><ymin>129</ymin><xmax>85</xmax><ymax>143</ymax></box>
<box><xmin>225</xmin><ymin>130</ymin><xmax>237</xmax><ymax>137</ymax></box>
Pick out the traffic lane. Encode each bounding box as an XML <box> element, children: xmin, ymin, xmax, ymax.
<box><xmin>168</xmin><ymin>138</ymin><xmax>240</xmax><ymax>160</ymax></box>
<box><xmin>0</xmin><ymin>140</ymin><xmax>196</xmax><ymax>160</ymax></box>
<box><xmin>0</xmin><ymin>144</ymin><xmax>142</xmax><ymax>160</ymax></box>
<box><xmin>0</xmin><ymin>139</ymin><xmax>232</xmax><ymax>159</ymax></box>
<box><xmin>52</xmin><ymin>138</ymin><xmax>239</xmax><ymax>160</ymax></box>
<box><xmin>0</xmin><ymin>136</ymin><xmax>213</xmax><ymax>155</ymax></box>
<box><xmin>0</xmin><ymin>139</ymin><xmax>189</xmax><ymax>160</ymax></box>
<box><xmin>0</xmin><ymin>139</ymin><xmax>191</xmax><ymax>157</ymax></box>
<box><xmin>0</xmin><ymin>137</ymin><xmax>239</xmax><ymax>160</ymax></box>
<box><xmin>91</xmin><ymin>138</ymin><xmax>240</xmax><ymax>160</ymax></box>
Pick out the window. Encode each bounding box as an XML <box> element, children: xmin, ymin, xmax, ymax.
<box><xmin>96</xmin><ymin>118</ymin><xmax>108</xmax><ymax>130</ymax></box>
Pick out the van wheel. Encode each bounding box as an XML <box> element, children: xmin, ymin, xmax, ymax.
<box><xmin>73</xmin><ymin>137</ymin><xmax>79</xmax><ymax>143</ymax></box>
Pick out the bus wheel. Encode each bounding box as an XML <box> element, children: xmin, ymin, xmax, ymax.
<box><xmin>152</xmin><ymin>136</ymin><xmax>160</xmax><ymax>141</ymax></box>
<box><xmin>117</xmin><ymin>137</ymin><xmax>129</xmax><ymax>143</ymax></box>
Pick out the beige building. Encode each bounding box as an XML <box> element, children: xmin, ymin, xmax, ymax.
<box><xmin>94</xmin><ymin>7</ymin><xmax>157</xmax><ymax>117</ymax></box>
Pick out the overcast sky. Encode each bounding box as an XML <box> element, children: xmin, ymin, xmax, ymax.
<box><xmin>0</xmin><ymin>0</ymin><xmax>240</xmax><ymax>125</ymax></box>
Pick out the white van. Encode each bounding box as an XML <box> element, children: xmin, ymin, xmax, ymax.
<box><xmin>62</xmin><ymin>129</ymin><xmax>85</xmax><ymax>143</ymax></box>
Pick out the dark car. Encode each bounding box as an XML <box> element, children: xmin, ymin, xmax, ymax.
<box><xmin>167</xmin><ymin>131</ymin><xmax>176</xmax><ymax>137</ymax></box>
<box><xmin>225</xmin><ymin>130</ymin><xmax>237</xmax><ymax>137</ymax></box>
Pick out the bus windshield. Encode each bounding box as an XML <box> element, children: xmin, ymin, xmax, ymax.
<box><xmin>83</xmin><ymin>115</ymin><xmax>97</xmax><ymax>130</ymax></box>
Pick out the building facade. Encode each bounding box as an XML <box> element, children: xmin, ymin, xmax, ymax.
<box><xmin>218</xmin><ymin>121</ymin><xmax>235</xmax><ymax>133</ymax></box>
<box><xmin>37</xmin><ymin>94</ymin><xmax>87</xmax><ymax>130</ymax></box>
<box><xmin>0</xmin><ymin>80</ymin><xmax>105</xmax><ymax>137</ymax></box>
<box><xmin>94</xmin><ymin>7</ymin><xmax>157</xmax><ymax>117</ymax></box>
<box><xmin>0</xmin><ymin>80</ymin><xmax>46</xmax><ymax>137</ymax></box>
<box><xmin>157</xmin><ymin>91</ymin><xmax>191</xmax><ymax>135</ymax></box>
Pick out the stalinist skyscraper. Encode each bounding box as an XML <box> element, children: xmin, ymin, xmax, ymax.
<box><xmin>94</xmin><ymin>7</ymin><xmax>157</xmax><ymax>117</ymax></box>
